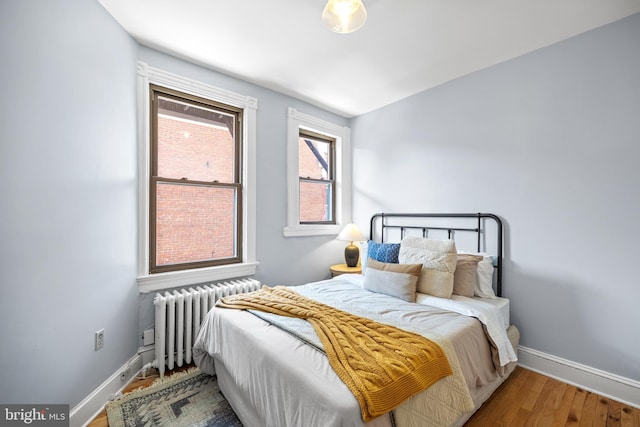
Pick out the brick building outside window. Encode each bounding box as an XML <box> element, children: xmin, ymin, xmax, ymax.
<box><xmin>150</xmin><ymin>85</ymin><xmax>242</xmax><ymax>273</ymax></box>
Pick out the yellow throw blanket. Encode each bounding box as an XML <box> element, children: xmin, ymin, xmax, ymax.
<box><xmin>217</xmin><ymin>286</ymin><xmax>453</xmax><ymax>421</ymax></box>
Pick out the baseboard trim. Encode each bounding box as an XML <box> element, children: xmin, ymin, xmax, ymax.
<box><xmin>139</xmin><ymin>344</ymin><xmax>155</xmax><ymax>366</ymax></box>
<box><xmin>518</xmin><ymin>346</ymin><xmax>640</xmax><ymax>409</ymax></box>
<box><xmin>69</xmin><ymin>354</ymin><xmax>143</xmax><ymax>427</ymax></box>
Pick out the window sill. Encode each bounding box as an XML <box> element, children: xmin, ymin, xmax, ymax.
<box><xmin>137</xmin><ymin>261</ymin><xmax>259</xmax><ymax>294</ymax></box>
<box><xmin>283</xmin><ymin>224</ymin><xmax>343</xmax><ymax>237</ymax></box>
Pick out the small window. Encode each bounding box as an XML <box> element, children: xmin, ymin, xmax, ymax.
<box><xmin>298</xmin><ymin>130</ymin><xmax>335</xmax><ymax>224</ymax></box>
<box><xmin>284</xmin><ymin>107</ymin><xmax>352</xmax><ymax>237</ymax></box>
<box><xmin>150</xmin><ymin>85</ymin><xmax>242</xmax><ymax>273</ymax></box>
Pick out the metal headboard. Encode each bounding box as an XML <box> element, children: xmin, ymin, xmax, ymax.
<box><xmin>369</xmin><ymin>213</ymin><xmax>504</xmax><ymax>296</ymax></box>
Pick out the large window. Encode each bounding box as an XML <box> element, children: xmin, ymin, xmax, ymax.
<box><xmin>284</xmin><ymin>108</ymin><xmax>352</xmax><ymax>237</ymax></box>
<box><xmin>150</xmin><ymin>85</ymin><xmax>242</xmax><ymax>273</ymax></box>
<box><xmin>137</xmin><ymin>62</ymin><xmax>257</xmax><ymax>292</ymax></box>
<box><xmin>298</xmin><ymin>129</ymin><xmax>335</xmax><ymax>224</ymax></box>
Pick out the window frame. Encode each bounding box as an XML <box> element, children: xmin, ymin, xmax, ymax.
<box><xmin>149</xmin><ymin>85</ymin><xmax>243</xmax><ymax>273</ymax></box>
<box><xmin>298</xmin><ymin>129</ymin><xmax>336</xmax><ymax>225</ymax></box>
<box><xmin>284</xmin><ymin>107</ymin><xmax>352</xmax><ymax>237</ymax></box>
<box><xmin>137</xmin><ymin>62</ymin><xmax>257</xmax><ymax>292</ymax></box>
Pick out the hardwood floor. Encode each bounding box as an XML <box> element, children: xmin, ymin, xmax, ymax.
<box><xmin>465</xmin><ymin>367</ymin><xmax>639</xmax><ymax>426</ymax></box>
<box><xmin>88</xmin><ymin>365</ymin><xmax>639</xmax><ymax>427</ymax></box>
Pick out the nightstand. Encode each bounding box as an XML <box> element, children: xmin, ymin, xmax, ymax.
<box><xmin>330</xmin><ymin>263</ymin><xmax>362</xmax><ymax>277</ymax></box>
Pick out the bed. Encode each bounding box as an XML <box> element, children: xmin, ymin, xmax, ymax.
<box><xmin>193</xmin><ymin>213</ymin><xmax>520</xmax><ymax>427</ymax></box>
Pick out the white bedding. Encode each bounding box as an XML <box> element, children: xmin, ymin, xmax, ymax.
<box><xmin>414</xmin><ymin>292</ymin><xmax>517</xmax><ymax>366</ymax></box>
<box><xmin>473</xmin><ymin>296</ymin><xmax>510</xmax><ymax>330</ymax></box>
<box><xmin>193</xmin><ymin>275</ymin><xmax>517</xmax><ymax>427</ymax></box>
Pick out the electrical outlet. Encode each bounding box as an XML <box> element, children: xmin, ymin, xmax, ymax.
<box><xmin>95</xmin><ymin>329</ymin><xmax>104</xmax><ymax>351</ymax></box>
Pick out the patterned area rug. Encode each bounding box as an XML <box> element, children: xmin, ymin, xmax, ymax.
<box><xmin>106</xmin><ymin>368</ymin><xmax>243</xmax><ymax>427</ymax></box>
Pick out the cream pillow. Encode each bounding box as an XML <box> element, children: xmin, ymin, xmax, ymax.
<box><xmin>399</xmin><ymin>237</ymin><xmax>457</xmax><ymax>298</ymax></box>
<box><xmin>363</xmin><ymin>259</ymin><xmax>422</xmax><ymax>302</ymax></box>
<box><xmin>453</xmin><ymin>254</ymin><xmax>483</xmax><ymax>297</ymax></box>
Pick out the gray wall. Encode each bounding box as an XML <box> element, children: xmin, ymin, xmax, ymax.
<box><xmin>0</xmin><ymin>0</ymin><xmax>139</xmax><ymax>407</ymax></box>
<box><xmin>0</xmin><ymin>0</ymin><xmax>348</xmax><ymax>408</ymax></box>
<box><xmin>351</xmin><ymin>13</ymin><xmax>640</xmax><ymax>381</ymax></box>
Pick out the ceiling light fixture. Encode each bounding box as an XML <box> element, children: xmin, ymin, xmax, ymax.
<box><xmin>322</xmin><ymin>0</ymin><xmax>367</xmax><ymax>34</ymax></box>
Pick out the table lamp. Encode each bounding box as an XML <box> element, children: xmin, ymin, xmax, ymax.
<box><xmin>337</xmin><ymin>223</ymin><xmax>366</xmax><ymax>267</ymax></box>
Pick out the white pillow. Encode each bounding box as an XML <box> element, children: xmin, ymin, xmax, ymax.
<box><xmin>399</xmin><ymin>237</ymin><xmax>457</xmax><ymax>298</ymax></box>
<box><xmin>358</xmin><ymin>241</ymin><xmax>368</xmax><ymax>270</ymax></box>
<box><xmin>459</xmin><ymin>251</ymin><xmax>497</xmax><ymax>298</ymax></box>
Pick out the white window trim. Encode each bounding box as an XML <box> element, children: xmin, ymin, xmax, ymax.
<box><xmin>136</xmin><ymin>61</ymin><xmax>258</xmax><ymax>293</ymax></box>
<box><xmin>284</xmin><ymin>107</ymin><xmax>352</xmax><ymax>237</ymax></box>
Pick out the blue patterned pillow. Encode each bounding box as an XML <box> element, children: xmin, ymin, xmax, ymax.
<box><xmin>367</xmin><ymin>241</ymin><xmax>400</xmax><ymax>263</ymax></box>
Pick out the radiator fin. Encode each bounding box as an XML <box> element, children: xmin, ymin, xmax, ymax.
<box><xmin>153</xmin><ymin>278</ymin><xmax>261</xmax><ymax>377</ymax></box>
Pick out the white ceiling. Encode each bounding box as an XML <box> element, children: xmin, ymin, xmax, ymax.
<box><xmin>99</xmin><ymin>0</ymin><xmax>640</xmax><ymax>118</ymax></box>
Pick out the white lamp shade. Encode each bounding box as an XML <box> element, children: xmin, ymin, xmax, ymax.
<box><xmin>337</xmin><ymin>223</ymin><xmax>366</xmax><ymax>242</ymax></box>
<box><xmin>322</xmin><ymin>0</ymin><xmax>367</xmax><ymax>34</ymax></box>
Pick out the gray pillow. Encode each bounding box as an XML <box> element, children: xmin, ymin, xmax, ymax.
<box><xmin>363</xmin><ymin>259</ymin><xmax>422</xmax><ymax>302</ymax></box>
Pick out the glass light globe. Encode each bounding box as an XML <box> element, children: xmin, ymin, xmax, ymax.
<box><xmin>322</xmin><ymin>0</ymin><xmax>367</xmax><ymax>34</ymax></box>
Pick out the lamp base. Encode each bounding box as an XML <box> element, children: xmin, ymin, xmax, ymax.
<box><xmin>344</xmin><ymin>244</ymin><xmax>359</xmax><ymax>267</ymax></box>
